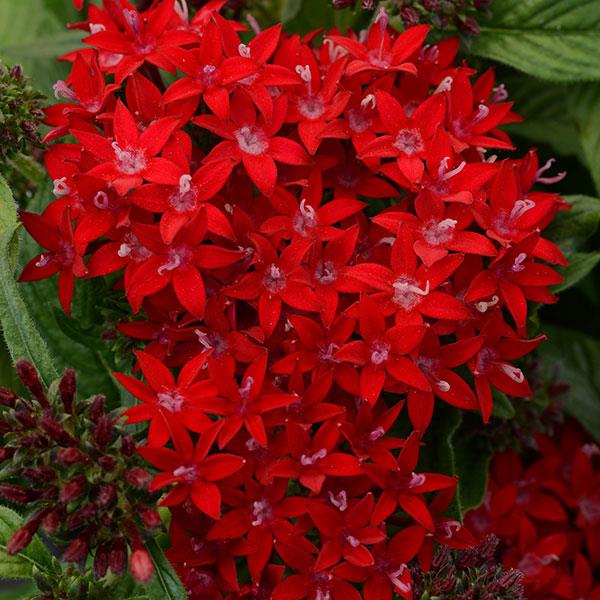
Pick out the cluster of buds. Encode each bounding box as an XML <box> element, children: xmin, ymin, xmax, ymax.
<box><xmin>0</xmin><ymin>360</ymin><xmax>160</xmax><ymax>584</ymax></box>
<box><xmin>333</xmin><ymin>0</ymin><xmax>493</xmax><ymax>35</ymax></box>
<box><xmin>0</xmin><ymin>63</ymin><xmax>44</xmax><ymax>162</ymax></box>
<box><xmin>411</xmin><ymin>534</ymin><xmax>524</xmax><ymax>599</ymax></box>
<box><xmin>466</xmin><ymin>420</ymin><xmax>600</xmax><ymax>599</ymax></box>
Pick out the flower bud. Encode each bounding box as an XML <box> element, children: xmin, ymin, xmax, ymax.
<box><xmin>130</xmin><ymin>547</ymin><xmax>154</xmax><ymax>583</ymax></box>
<box><xmin>140</xmin><ymin>508</ymin><xmax>161</xmax><ymax>529</ymax></box>
<box><xmin>63</xmin><ymin>536</ymin><xmax>89</xmax><ymax>562</ymax></box>
<box><xmin>15</xmin><ymin>361</ymin><xmax>48</xmax><ymax>408</ymax></box>
<box><xmin>7</xmin><ymin>527</ymin><xmax>32</xmax><ymax>555</ymax></box>
<box><xmin>97</xmin><ymin>455</ymin><xmax>116</xmax><ymax>471</ymax></box>
<box><xmin>0</xmin><ymin>447</ymin><xmax>15</xmax><ymax>462</ymax></box>
<box><xmin>23</xmin><ymin>466</ymin><xmax>56</xmax><ymax>483</ymax></box>
<box><xmin>59</xmin><ymin>474</ymin><xmax>86</xmax><ymax>503</ymax></box>
<box><xmin>39</xmin><ymin>412</ymin><xmax>77</xmax><ymax>446</ymax></box>
<box><xmin>109</xmin><ymin>538</ymin><xmax>127</xmax><ymax>576</ymax></box>
<box><xmin>121</xmin><ymin>434</ymin><xmax>137</xmax><ymax>456</ymax></box>
<box><xmin>0</xmin><ymin>388</ymin><xmax>18</xmax><ymax>407</ymax></box>
<box><xmin>57</xmin><ymin>447</ymin><xmax>87</xmax><ymax>466</ymax></box>
<box><xmin>0</xmin><ymin>484</ymin><xmax>35</xmax><ymax>503</ymax></box>
<box><xmin>401</xmin><ymin>6</ymin><xmax>421</xmax><ymax>25</ymax></box>
<box><xmin>42</xmin><ymin>510</ymin><xmax>61</xmax><ymax>534</ymax></box>
<box><xmin>89</xmin><ymin>395</ymin><xmax>106</xmax><ymax>422</ymax></box>
<box><xmin>58</xmin><ymin>369</ymin><xmax>76</xmax><ymax>415</ymax></box>
<box><xmin>93</xmin><ymin>414</ymin><xmax>115</xmax><ymax>448</ymax></box>
<box><xmin>96</xmin><ymin>483</ymin><xmax>117</xmax><ymax>508</ymax></box>
<box><xmin>126</xmin><ymin>467</ymin><xmax>151</xmax><ymax>490</ymax></box>
<box><xmin>94</xmin><ymin>544</ymin><xmax>110</xmax><ymax>579</ymax></box>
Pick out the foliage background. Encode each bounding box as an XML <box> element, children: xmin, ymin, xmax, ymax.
<box><xmin>0</xmin><ymin>0</ymin><xmax>599</xmax><ymax>597</ymax></box>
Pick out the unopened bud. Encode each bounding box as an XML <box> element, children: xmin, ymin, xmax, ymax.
<box><xmin>126</xmin><ymin>468</ymin><xmax>151</xmax><ymax>490</ymax></box>
<box><xmin>97</xmin><ymin>455</ymin><xmax>116</xmax><ymax>471</ymax></box>
<box><xmin>96</xmin><ymin>484</ymin><xmax>117</xmax><ymax>508</ymax></box>
<box><xmin>39</xmin><ymin>412</ymin><xmax>77</xmax><ymax>446</ymax></box>
<box><xmin>121</xmin><ymin>434</ymin><xmax>136</xmax><ymax>456</ymax></box>
<box><xmin>42</xmin><ymin>510</ymin><xmax>61</xmax><ymax>534</ymax></box>
<box><xmin>59</xmin><ymin>369</ymin><xmax>76</xmax><ymax>414</ymax></box>
<box><xmin>59</xmin><ymin>474</ymin><xmax>86</xmax><ymax>503</ymax></box>
<box><xmin>0</xmin><ymin>447</ymin><xmax>15</xmax><ymax>462</ymax></box>
<box><xmin>130</xmin><ymin>547</ymin><xmax>154</xmax><ymax>583</ymax></box>
<box><xmin>94</xmin><ymin>544</ymin><xmax>110</xmax><ymax>579</ymax></box>
<box><xmin>0</xmin><ymin>484</ymin><xmax>35</xmax><ymax>503</ymax></box>
<box><xmin>63</xmin><ymin>536</ymin><xmax>89</xmax><ymax>562</ymax></box>
<box><xmin>23</xmin><ymin>466</ymin><xmax>56</xmax><ymax>483</ymax></box>
<box><xmin>140</xmin><ymin>508</ymin><xmax>161</xmax><ymax>529</ymax></box>
<box><xmin>15</xmin><ymin>360</ymin><xmax>48</xmax><ymax>408</ymax></box>
<box><xmin>57</xmin><ymin>447</ymin><xmax>87</xmax><ymax>466</ymax></box>
<box><xmin>401</xmin><ymin>6</ymin><xmax>421</xmax><ymax>25</ymax></box>
<box><xmin>0</xmin><ymin>388</ymin><xmax>18</xmax><ymax>407</ymax></box>
<box><xmin>109</xmin><ymin>538</ymin><xmax>127</xmax><ymax>576</ymax></box>
<box><xmin>89</xmin><ymin>395</ymin><xmax>106</xmax><ymax>422</ymax></box>
<box><xmin>7</xmin><ymin>527</ymin><xmax>32</xmax><ymax>555</ymax></box>
<box><xmin>93</xmin><ymin>414</ymin><xmax>115</xmax><ymax>448</ymax></box>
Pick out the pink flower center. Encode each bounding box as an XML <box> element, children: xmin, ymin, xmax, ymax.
<box><xmin>393</xmin><ymin>128</ymin><xmax>424</xmax><ymax>156</ymax></box>
<box><xmin>318</xmin><ymin>343</ymin><xmax>340</xmax><ymax>363</ymax></box>
<box><xmin>300</xmin><ymin>448</ymin><xmax>327</xmax><ymax>466</ymax></box>
<box><xmin>263</xmin><ymin>264</ymin><xmax>287</xmax><ymax>293</ymax></box>
<box><xmin>112</xmin><ymin>142</ymin><xmax>147</xmax><ymax>175</ymax></box>
<box><xmin>235</xmin><ymin>126</ymin><xmax>268</xmax><ymax>156</ymax></box>
<box><xmin>370</xmin><ymin>341</ymin><xmax>390</xmax><ymax>365</ymax></box>
<box><xmin>251</xmin><ymin>499</ymin><xmax>273</xmax><ymax>526</ymax></box>
<box><xmin>347</xmin><ymin>108</ymin><xmax>372</xmax><ymax>133</ymax></box>
<box><xmin>158</xmin><ymin>246</ymin><xmax>192</xmax><ymax>275</ymax></box>
<box><xmin>157</xmin><ymin>390</ymin><xmax>185</xmax><ymax>413</ymax></box>
<box><xmin>422</xmin><ymin>218</ymin><xmax>457</xmax><ymax>246</ymax></box>
<box><xmin>170</xmin><ymin>175</ymin><xmax>197</xmax><ymax>213</ymax></box>
<box><xmin>293</xmin><ymin>199</ymin><xmax>318</xmax><ymax>236</ymax></box>
<box><xmin>198</xmin><ymin>64</ymin><xmax>218</xmax><ymax>87</ymax></box>
<box><xmin>314</xmin><ymin>260</ymin><xmax>338</xmax><ymax>285</ymax></box>
<box><xmin>298</xmin><ymin>95</ymin><xmax>325</xmax><ymax>120</ymax></box>
<box><xmin>118</xmin><ymin>233</ymin><xmax>152</xmax><ymax>262</ymax></box>
<box><xmin>328</xmin><ymin>490</ymin><xmax>348</xmax><ymax>511</ymax></box>
<box><xmin>392</xmin><ymin>276</ymin><xmax>430</xmax><ymax>310</ymax></box>
<box><xmin>173</xmin><ymin>464</ymin><xmax>199</xmax><ymax>483</ymax></box>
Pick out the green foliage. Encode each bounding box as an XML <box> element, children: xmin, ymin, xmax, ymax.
<box><xmin>0</xmin><ymin>175</ymin><xmax>57</xmax><ymax>386</ymax></box>
<box><xmin>537</xmin><ymin>326</ymin><xmax>600</xmax><ymax>442</ymax></box>
<box><xmin>471</xmin><ymin>0</ymin><xmax>600</xmax><ymax>81</ymax></box>
<box><xmin>0</xmin><ymin>506</ymin><xmax>54</xmax><ymax>581</ymax></box>
<box><xmin>145</xmin><ymin>539</ymin><xmax>187</xmax><ymax>600</ymax></box>
<box><xmin>0</xmin><ymin>0</ymin><xmax>82</xmax><ymax>96</ymax></box>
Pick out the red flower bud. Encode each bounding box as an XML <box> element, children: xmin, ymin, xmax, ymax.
<box><xmin>93</xmin><ymin>415</ymin><xmax>114</xmax><ymax>448</ymax></box>
<box><xmin>89</xmin><ymin>395</ymin><xmax>106</xmax><ymax>422</ymax></box>
<box><xmin>15</xmin><ymin>360</ymin><xmax>48</xmax><ymax>408</ymax></box>
<box><xmin>39</xmin><ymin>412</ymin><xmax>77</xmax><ymax>446</ymax></box>
<box><xmin>63</xmin><ymin>536</ymin><xmax>89</xmax><ymax>562</ymax></box>
<box><xmin>96</xmin><ymin>484</ymin><xmax>117</xmax><ymax>508</ymax></box>
<box><xmin>140</xmin><ymin>508</ymin><xmax>161</xmax><ymax>529</ymax></box>
<box><xmin>130</xmin><ymin>547</ymin><xmax>154</xmax><ymax>584</ymax></box>
<box><xmin>0</xmin><ymin>447</ymin><xmax>15</xmax><ymax>462</ymax></box>
<box><xmin>109</xmin><ymin>538</ymin><xmax>127</xmax><ymax>576</ymax></box>
<box><xmin>97</xmin><ymin>455</ymin><xmax>116</xmax><ymax>471</ymax></box>
<box><xmin>23</xmin><ymin>466</ymin><xmax>56</xmax><ymax>483</ymax></box>
<box><xmin>57</xmin><ymin>447</ymin><xmax>87</xmax><ymax>466</ymax></box>
<box><xmin>0</xmin><ymin>387</ymin><xmax>18</xmax><ymax>407</ymax></box>
<box><xmin>7</xmin><ymin>527</ymin><xmax>32</xmax><ymax>555</ymax></box>
<box><xmin>58</xmin><ymin>368</ymin><xmax>76</xmax><ymax>414</ymax></box>
<box><xmin>120</xmin><ymin>434</ymin><xmax>136</xmax><ymax>456</ymax></box>
<box><xmin>126</xmin><ymin>467</ymin><xmax>151</xmax><ymax>490</ymax></box>
<box><xmin>59</xmin><ymin>474</ymin><xmax>86</xmax><ymax>503</ymax></box>
<box><xmin>94</xmin><ymin>544</ymin><xmax>110</xmax><ymax>579</ymax></box>
<box><xmin>42</xmin><ymin>510</ymin><xmax>61</xmax><ymax>534</ymax></box>
<box><xmin>0</xmin><ymin>484</ymin><xmax>35</xmax><ymax>503</ymax></box>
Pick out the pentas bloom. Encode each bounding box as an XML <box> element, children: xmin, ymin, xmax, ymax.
<box><xmin>22</xmin><ymin>0</ymin><xmax>570</xmax><ymax>595</ymax></box>
<box><xmin>465</xmin><ymin>421</ymin><xmax>600</xmax><ymax>600</ymax></box>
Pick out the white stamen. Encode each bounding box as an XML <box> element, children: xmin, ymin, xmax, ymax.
<box><xmin>408</xmin><ymin>472</ymin><xmax>426</xmax><ymax>488</ymax></box>
<box><xmin>535</xmin><ymin>158</ymin><xmax>566</xmax><ymax>185</ymax></box>
<box><xmin>440</xmin><ymin>520</ymin><xmax>461</xmax><ymax>539</ymax></box>
<box><xmin>434</xmin><ymin>76</ymin><xmax>453</xmax><ymax>94</ymax></box>
<box><xmin>328</xmin><ymin>490</ymin><xmax>348</xmax><ymax>511</ymax></box>
<box><xmin>53</xmin><ymin>177</ymin><xmax>71</xmax><ymax>197</ymax></box>
<box><xmin>499</xmin><ymin>363</ymin><xmax>524</xmax><ymax>383</ymax></box>
<box><xmin>173</xmin><ymin>464</ymin><xmax>198</xmax><ymax>483</ymax></box>
<box><xmin>194</xmin><ymin>329</ymin><xmax>213</xmax><ymax>351</ymax></box>
<box><xmin>512</xmin><ymin>252</ymin><xmax>527</xmax><ymax>272</ymax></box>
<box><xmin>323</xmin><ymin>38</ymin><xmax>346</xmax><ymax>62</ymax></box>
<box><xmin>238</xmin><ymin>43</ymin><xmax>251</xmax><ymax>58</ymax></box>
<box><xmin>239</xmin><ymin>376</ymin><xmax>254</xmax><ymax>400</ymax></box>
<box><xmin>510</xmin><ymin>198</ymin><xmax>535</xmax><ymax>221</ymax></box>
<box><xmin>438</xmin><ymin>157</ymin><xmax>466</xmax><ymax>181</ymax></box>
<box><xmin>388</xmin><ymin>564</ymin><xmax>410</xmax><ymax>593</ymax></box>
<box><xmin>473</xmin><ymin>104</ymin><xmax>490</xmax><ymax>124</ymax></box>
<box><xmin>89</xmin><ymin>23</ymin><xmax>106</xmax><ymax>34</ymax></box>
<box><xmin>492</xmin><ymin>84</ymin><xmax>508</xmax><ymax>102</ymax></box>
<box><xmin>436</xmin><ymin>380</ymin><xmax>450</xmax><ymax>392</ymax></box>
<box><xmin>369</xmin><ymin>426</ymin><xmax>385</xmax><ymax>441</ymax></box>
<box><xmin>123</xmin><ymin>9</ymin><xmax>141</xmax><ymax>35</ymax></box>
<box><xmin>251</xmin><ymin>499</ymin><xmax>272</xmax><ymax>526</ymax></box>
<box><xmin>300</xmin><ymin>448</ymin><xmax>327</xmax><ymax>466</ymax></box>
<box><xmin>392</xmin><ymin>278</ymin><xmax>430</xmax><ymax>310</ymax></box>
<box><xmin>346</xmin><ymin>535</ymin><xmax>360</xmax><ymax>548</ymax></box>
<box><xmin>157</xmin><ymin>390</ymin><xmax>185</xmax><ymax>413</ymax></box>
<box><xmin>53</xmin><ymin>81</ymin><xmax>78</xmax><ymax>103</ymax></box>
<box><xmin>174</xmin><ymin>0</ymin><xmax>188</xmax><ymax>22</ymax></box>
<box><xmin>118</xmin><ymin>244</ymin><xmax>131</xmax><ymax>258</ymax></box>
<box><xmin>35</xmin><ymin>254</ymin><xmax>52</xmax><ymax>268</ymax></box>
<box><xmin>246</xmin><ymin>14</ymin><xmax>261</xmax><ymax>35</ymax></box>
<box><xmin>158</xmin><ymin>248</ymin><xmax>186</xmax><ymax>275</ymax></box>
<box><xmin>93</xmin><ymin>191</ymin><xmax>109</xmax><ymax>209</ymax></box>
<box><xmin>361</xmin><ymin>94</ymin><xmax>376</xmax><ymax>110</ymax></box>
<box><xmin>474</xmin><ymin>295</ymin><xmax>499</xmax><ymax>313</ymax></box>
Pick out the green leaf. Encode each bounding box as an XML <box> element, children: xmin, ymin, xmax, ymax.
<box><xmin>0</xmin><ymin>582</ymin><xmax>36</xmax><ymax>600</ymax></box>
<box><xmin>0</xmin><ymin>175</ymin><xmax>58</xmax><ymax>386</ymax></box>
<box><xmin>568</xmin><ymin>83</ymin><xmax>600</xmax><ymax>195</ymax></box>
<box><xmin>491</xmin><ymin>390</ymin><xmax>516</xmax><ymax>419</ymax></box>
<box><xmin>553</xmin><ymin>252</ymin><xmax>600</xmax><ymax>294</ymax></box>
<box><xmin>283</xmin><ymin>0</ymin><xmax>334</xmax><ymax>34</ymax></box>
<box><xmin>537</xmin><ymin>326</ymin><xmax>600</xmax><ymax>442</ymax></box>
<box><xmin>0</xmin><ymin>0</ymin><xmax>82</xmax><ymax>95</ymax></box>
<box><xmin>0</xmin><ymin>505</ymin><xmax>54</xmax><ymax>581</ymax></box>
<box><xmin>144</xmin><ymin>539</ymin><xmax>186</xmax><ymax>600</ymax></box>
<box><xmin>470</xmin><ymin>0</ymin><xmax>600</xmax><ymax>81</ymax></box>
<box><xmin>546</xmin><ymin>195</ymin><xmax>600</xmax><ymax>252</ymax></box>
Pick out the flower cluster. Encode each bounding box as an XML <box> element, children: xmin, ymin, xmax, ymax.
<box><xmin>0</xmin><ymin>361</ymin><xmax>159</xmax><ymax>584</ymax></box>
<box><xmin>23</xmin><ymin>0</ymin><xmax>569</xmax><ymax>596</ymax></box>
<box><xmin>466</xmin><ymin>421</ymin><xmax>600</xmax><ymax>599</ymax></box>
<box><xmin>410</xmin><ymin>534</ymin><xmax>524</xmax><ymax>599</ymax></box>
<box><xmin>0</xmin><ymin>63</ymin><xmax>44</xmax><ymax>162</ymax></box>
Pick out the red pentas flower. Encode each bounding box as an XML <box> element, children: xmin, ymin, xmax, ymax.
<box><xmin>20</xmin><ymin>1</ymin><xmax>573</xmax><ymax>594</ymax></box>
